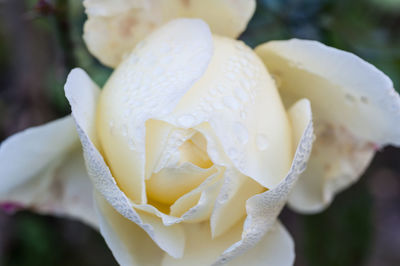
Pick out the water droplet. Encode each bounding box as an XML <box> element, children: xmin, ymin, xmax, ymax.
<box><xmin>128</xmin><ymin>139</ymin><xmax>135</xmax><ymax>150</ymax></box>
<box><xmin>121</xmin><ymin>125</ymin><xmax>128</xmax><ymax>137</ymax></box>
<box><xmin>228</xmin><ymin>147</ymin><xmax>239</xmax><ymax>159</ymax></box>
<box><xmin>202</xmin><ymin>103</ymin><xmax>213</xmax><ymax>112</ymax></box>
<box><xmin>223</xmin><ymin>96</ymin><xmax>240</xmax><ymax>110</ymax></box>
<box><xmin>234</xmin><ymin>86</ymin><xmax>249</xmax><ymax>102</ymax></box>
<box><xmin>289</xmin><ymin>61</ymin><xmax>303</xmax><ymax>68</ymax></box>
<box><xmin>108</xmin><ymin>121</ymin><xmax>115</xmax><ymax>135</ymax></box>
<box><xmin>345</xmin><ymin>93</ymin><xmax>356</xmax><ymax>103</ymax></box>
<box><xmin>212</xmin><ymin>101</ymin><xmax>224</xmax><ymax>110</ymax></box>
<box><xmin>240</xmin><ymin>79</ymin><xmax>251</xmax><ymax>90</ymax></box>
<box><xmin>226</xmin><ymin>72</ymin><xmax>236</xmax><ymax>81</ymax></box>
<box><xmin>217</xmin><ymin>85</ymin><xmax>227</xmax><ymax>94</ymax></box>
<box><xmin>240</xmin><ymin>111</ymin><xmax>247</xmax><ymax>120</ymax></box>
<box><xmin>244</xmin><ymin>68</ymin><xmax>254</xmax><ymax>78</ymax></box>
<box><xmin>256</xmin><ymin>134</ymin><xmax>269</xmax><ymax>151</ymax></box>
<box><xmin>209</xmin><ymin>88</ymin><xmax>218</xmax><ymax>96</ymax></box>
<box><xmin>360</xmin><ymin>96</ymin><xmax>369</xmax><ymax>104</ymax></box>
<box><xmin>233</xmin><ymin>122</ymin><xmax>249</xmax><ymax>144</ymax></box>
<box><xmin>177</xmin><ymin>114</ymin><xmax>195</xmax><ymax>128</ymax></box>
<box><xmin>239</xmin><ymin>58</ymin><xmax>248</xmax><ymax>67</ymax></box>
<box><xmin>299</xmin><ymin>162</ymin><xmax>307</xmax><ymax>172</ymax></box>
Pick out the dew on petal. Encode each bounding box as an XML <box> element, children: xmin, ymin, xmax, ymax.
<box><xmin>345</xmin><ymin>93</ymin><xmax>356</xmax><ymax>103</ymax></box>
<box><xmin>360</xmin><ymin>96</ymin><xmax>369</xmax><ymax>104</ymax></box>
<box><xmin>223</xmin><ymin>96</ymin><xmax>240</xmax><ymax>110</ymax></box>
<box><xmin>121</xmin><ymin>124</ymin><xmax>128</xmax><ymax>136</ymax></box>
<box><xmin>177</xmin><ymin>114</ymin><xmax>195</xmax><ymax>128</ymax></box>
<box><xmin>256</xmin><ymin>134</ymin><xmax>269</xmax><ymax>151</ymax></box>
<box><xmin>240</xmin><ymin>111</ymin><xmax>247</xmax><ymax>120</ymax></box>
<box><xmin>233</xmin><ymin>122</ymin><xmax>249</xmax><ymax>144</ymax></box>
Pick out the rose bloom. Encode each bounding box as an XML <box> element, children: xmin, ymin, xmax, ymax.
<box><xmin>1</xmin><ymin>1</ymin><xmax>400</xmax><ymax>265</ymax></box>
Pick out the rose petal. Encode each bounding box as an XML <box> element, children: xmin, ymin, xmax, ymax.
<box><xmin>146</xmin><ymin>163</ymin><xmax>217</xmax><ymax>205</ymax></box>
<box><xmin>94</xmin><ymin>193</ymin><xmax>164</xmax><ymax>266</ymax></box>
<box><xmin>210</xmin><ymin>169</ymin><xmax>264</xmax><ymax>238</ymax></box>
<box><xmin>0</xmin><ymin>117</ymin><xmax>96</xmax><ymax>227</ymax></box>
<box><xmin>83</xmin><ymin>0</ymin><xmax>256</xmax><ymax>67</ymax></box>
<box><xmin>255</xmin><ymin>39</ymin><xmax>400</xmax><ymax>212</ymax></box>
<box><xmin>214</xmin><ymin>99</ymin><xmax>313</xmax><ymax>264</ymax></box>
<box><xmin>164</xmin><ymin>36</ymin><xmax>293</xmax><ymax>190</ymax></box>
<box><xmin>0</xmin><ymin>116</ymin><xmax>76</xmax><ymax>192</ymax></box>
<box><xmin>162</xmin><ymin>221</ymin><xmax>293</xmax><ymax>266</ymax></box>
<box><xmin>132</xmin><ymin>166</ymin><xmax>223</xmax><ymax>225</ymax></box>
<box><xmin>169</xmin><ymin>168</ymin><xmax>223</xmax><ymax>221</ymax></box>
<box><xmin>65</xmin><ymin>68</ymin><xmax>186</xmax><ymax>257</ymax></box>
<box><xmin>64</xmin><ymin>68</ymin><xmax>100</xmax><ymax>148</ymax></box>
<box><xmin>224</xmin><ymin>222</ymin><xmax>294</xmax><ymax>266</ymax></box>
<box><xmin>96</xmin><ymin>19</ymin><xmax>213</xmax><ymax>203</ymax></box>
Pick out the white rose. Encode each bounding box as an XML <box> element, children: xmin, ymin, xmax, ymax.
<box><xmin>1</xmin><ymin>1</ymin><xmax>400</xmax><ymax>266</ymax></box>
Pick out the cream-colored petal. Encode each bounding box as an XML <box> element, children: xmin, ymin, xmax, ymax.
<box><xmin>48</xmin><ymin>148</ymin><xmax>98</xmax><ymax>227</ymax></box>
<box><xmin>288</xmin><ymin>123</ymin><xmax>375</xmax><ymax>213</ymax></box>
<box><xmin>210</xmin><ymin>169</ymin><xmax>264</xmax><ymax>238</ymax></box>
<box><xmin>96</xmin><ymin>19</ymin><xmax>213</xmax><ymax>203</ymax></box>
<box><xmin>162</xmin><ymin>220</ymin><xmax>293</xmax><ymax>266</ymax></box>
<box><xmin>84</xmin><ymin>0</ymin><xmax>143</xmax><ymax>16</ymax></box>
<box><xmin>165</xmin><ymin>36</ymin><xmax>293</xmax><ymax>190</ymax></box>
<box><xmin>227</xmin><ymin>222</ymin><xmax>294</xmax><ymax>266</ymax></box>
<box><xmin>65</xmin><ymin>68</ymin><xmax>185</xmax><ymax>258</ymax></box>
<box><xmin>214</xmin><ymin>99</ymin><xmax>313</xmax><ymax>265</ymax></box>
<box><xmin>83</xmin><ymin>0</ymin><xmax>256</xmax><ymax>67</ymax></box>
<box><xmin>169</xmin><ymin>168</ymin><xmax>223</xmax><ymax>222</ymax></box>
<box><xmin>133</xmin><ymin>167</ymin><xmax>223</xmax><ymax>225</ymax></box>
<box><xmin>95</xmin><ymin>193</ymin><xmax>164</xmax><ymax>266</ymax></box>
<box><xmin>146</xmin><ymin>163</ymin><xmax>217</xmax><ymax>205</ymax></box>
<box><xmin>162</xmin><ymin>220</ymin><xmax>242</xmax><ymax>266</ymax></box>
<box><xmin>0</xmin><ymin>116</ymin><xmax>76</xmax><ymax>193</ymax></box>
<box><xmin>0</xmin><ymin>117</ymin><xmax>96</xmax><ymax>227</ymax></box>
<box><xmin>64</xmin><ymin>68</ymin><xmax>100</xmax><ymax>148</ymax></box>
<box><xmin>255</xmin><ymin>39</ymin><xmax>400</xmax><ymax>212</ymax></box>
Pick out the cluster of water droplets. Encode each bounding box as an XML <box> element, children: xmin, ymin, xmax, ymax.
<box><xmin>106</xmin><ymin>33</ymin><xmax>211</xmax><ymax>153</ymax></box>
<box><xmin>168</xmin><ymin>40</ymin><xmax>275</xmax><ymax>171</ymax></box>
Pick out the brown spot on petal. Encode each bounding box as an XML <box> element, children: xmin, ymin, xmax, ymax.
<box><xmin>313</xmin><ymin>122</ymin><xmax>376</xmax><ymax>184</ymax></box>
<box><xmin>182</xmin><ymin>0</ymin><xmax>191</xmax><ymax>8</ymax></box>
<box><xmin>119</xmin><ymin>15</ymin><xmax>138</xmax><ymax>37</ymax></box>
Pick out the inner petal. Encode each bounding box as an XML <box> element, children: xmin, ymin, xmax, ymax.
<box><xmin>179</xmin><ymin>133</ymin><xmax>213</xmax><ymax>168</ymax></box>
<box><xmin>146</xmin><ymin>163</ymin><xmax>216</xmax><ymax>205</ymax></box>
<box><xmin>145</xmin><ymin>124</ymin><xmax>216</xmax><ymax>206</ymax></box>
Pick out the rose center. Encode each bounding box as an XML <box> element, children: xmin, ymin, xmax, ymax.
<box><xmin>145</xmin><ymin>129</ymin><xmax>216</xmax><ymax>206</ymax></box>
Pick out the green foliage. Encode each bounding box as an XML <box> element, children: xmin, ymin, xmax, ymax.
<box><xmin>3</xmin><ymin>213</ymin><xmax>60</xmax><ymax>266</ymax></box>
<box><xmin>303</xmin><ymin>179</ymin><xmax>373</xmax><ymax>266</ymax></box>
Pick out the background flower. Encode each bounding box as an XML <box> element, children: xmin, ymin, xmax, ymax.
<box><xmin>0</xmin><ymin>2</ymin><xmax>400</xmax><ymax>266</ymax></box>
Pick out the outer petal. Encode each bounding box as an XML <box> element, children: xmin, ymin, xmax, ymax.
<box><xmin>0</xmin><ymin>117</ymin><xmax>97</xmax><ymax>227</ymax></box>
<box><xmin>226</xmin><ymin>222</ymin><xmax>294</xmax><ymax>266</ymax></box>
<box><xmin>65</xmin><ymin>68</ymin><xmax>185</xmax><ymax>258</ymax></box>
<box><xmin>210</xmin><ymin>169</ymin><xmax>264</xmax><ymax>238</ymax></box>
<box><xmin>83</xmin><ymin>0</ymin><xmax>256</xmax><ymax>67</ymax></box>
<box><xmin>214</xmin><ymin>99</ymin><xmax>313</xmax><ymax>265</ymax></box>
<box><xmin>162</xmin><ymin>221</ymin><xmax>294</xmax><ymax>266</ymax></box>
<box><xmin>255</xmin><ymin>39</ymin><xmax>400</xmax><ymax>212</ymax></box>
<box><xmin>94</xmin><ymin>193</ymin><xmax>164</xmax><ymax>266</ymax></box>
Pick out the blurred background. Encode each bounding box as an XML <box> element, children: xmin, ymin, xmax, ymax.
<box><xmin>0</xmin><ymin>0</ymin><xmax>400</xmax><ymax>265</ymax></box>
